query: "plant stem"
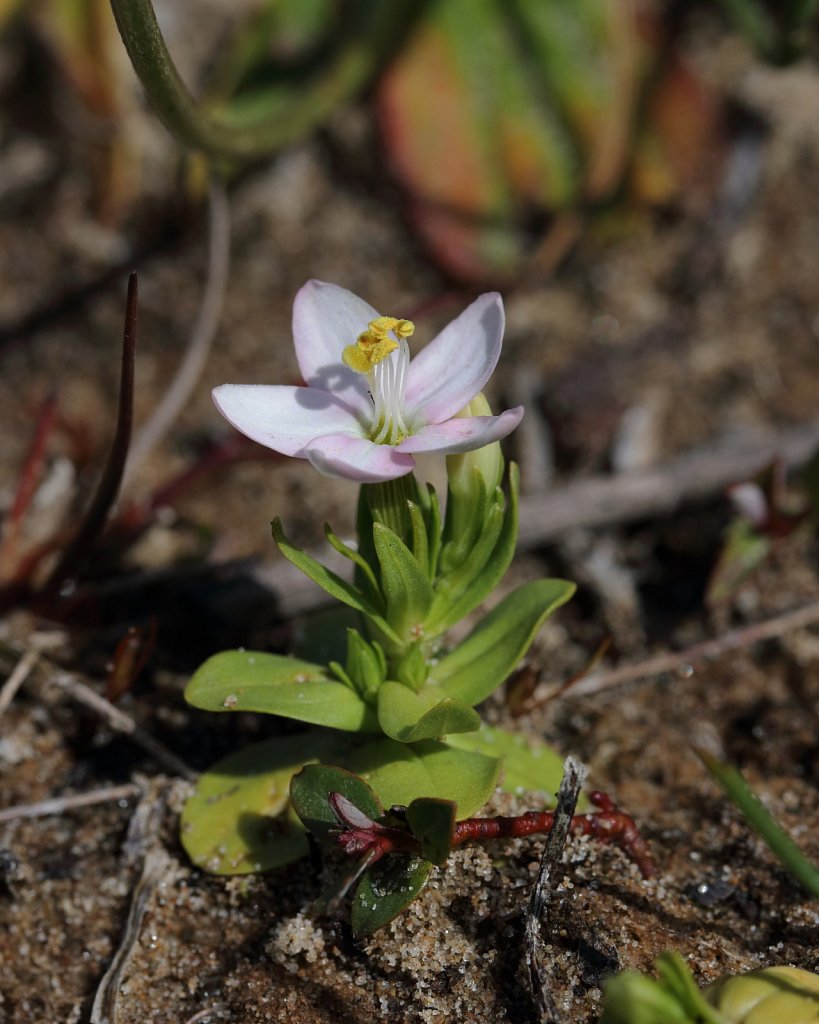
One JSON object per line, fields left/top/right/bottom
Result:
{"left": 109, "top": 0, "right": 417, "bottom": 161}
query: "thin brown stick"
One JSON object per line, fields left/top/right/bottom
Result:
{"left": 183, "top": 1007, "right": 227, "bottom": 1024}
{"left": 0, "top": 639, "right": 197, "bottom": 780}
{"left": 53, "top": 671, "right": 197, "bottom": 780}
{"left": 536, "top": 597, "right": 819, "bottom": 703}
{"left": 516, "top": 418, "right": 819, "bottom": 549}
{"left": 0, "top": 782, "right": 141, "bottom": 824}
{"left": 0, "top": 647, "right": 39, "bottom": 717}
{"left": 91, "top": 781, "right": 173, "bottom": 1024}
{"left": 524, "top": 756, "right": 587, "bottom": 1023}
{"left": 123, "top": 175, "right": 230, "bottom": 489}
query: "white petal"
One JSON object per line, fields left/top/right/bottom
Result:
{"left": 292, "top": 280, "right": 380, "bottom": 414}
{"left": 396, "top": 407, "right": 523, "bottom": 454}
{"left": 404, "top": 293, "right": 505, "bottom": 425}
{"left": 305, "top": 434, "right": 416, "bottom": 482}
{"left": 213, "top": 384, "right": 364, "bottom": 456}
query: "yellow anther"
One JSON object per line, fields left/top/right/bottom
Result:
{"left": 342, "top": 316, "right": 414, "bottom": 375}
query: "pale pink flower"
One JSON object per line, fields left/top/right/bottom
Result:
{"left": 213, "top": 281, "right": 522, "bottom": 483}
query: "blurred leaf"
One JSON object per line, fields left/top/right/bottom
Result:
{"left": 379, "top": 0, "right": 720, "bottom": 281}
{"left": 181, "top": 733, "right": 342, "bottom": 874}
{"left": 706, "top": 518, "right": 771, "bottom": 607}
{"left": 290, "top": 763, "right": 383, "bottom": 843}
{"left": 406, "top": 797, "right": 455, "bottom": 865}
{"left": 185, "top": 649, "right": 379, "bottom": 732}
{"left": 445, "top": 723, "right": 586, "bottom": 806}
{"left": 344, "top": 737, "right": 500, "bottom": 816}
{"left": 351, "top": 855, "right": 432, "bottom": 936}
{"left": 377, "top": 681, "right": 480, "bottom": 742}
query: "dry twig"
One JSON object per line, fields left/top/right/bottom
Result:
{"left": 123, "top": 175, "right": 231, "bottom": 489}
{"left": 0, "top": 639, "right": 196, "bottom": 780}
{"left": 0, "top": 782, "right": 142, "bottom": 824}
{"left": 524, "top": 756, "right": 587, "bottom": 1023}
{"left": 90, "top": 780, "right": 175, "bottom": 1024}
{"left": 0, "top": 647, "right": 39, "bottom": 717}
{"left": 534, "top": 597, "right": 819, "bottom": 704}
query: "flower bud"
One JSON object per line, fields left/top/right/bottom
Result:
{"left": 446, "top": 393, "right": 504, "bottom": 501}
{"left": 444, "top": 393, "right": 505, "bottom": 566}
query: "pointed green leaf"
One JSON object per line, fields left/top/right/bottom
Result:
{"left": 446, "top": 724, "right": 587, "bottom": 807}
{"left": 324, "top": 522, "right": 382, "bottom": 606}
{"left": 185, "top": 650, "right": 379, "bottom": 732}
{"left": 432, "top": 578, "right": 575, "bottom": 706}
{"left": 290, "top": 763, "right": 383, "bottom": 844}
{"left": 377, "top": 681, "right": 480, "bottom": 743}
{"left": 180, "top": 733, "right": 341, "bottom": 875}
{"left": 373, "top": 522, "right": 435, "bottom": 638}
{"left": 407, "top": 500, "right": 430, "bottom": 577}
{"left": 344, "top": 738, "right": 499, "bottom": 817}
{"left": 273, "top": 517, "right": 401, "bottom": 646}
{"left": 351, "top": 855, "right": 432, "bottom": 937}
{"left": 406, "top": 798, "right": 455, "bottom": 866}
{"left": 345, "top": 628, "right": 386, "bottom": 702}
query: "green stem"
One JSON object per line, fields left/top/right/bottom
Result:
{"left": 108, "top": 0, "right": 416, "bottom": 161}
{"left": 362, "top": 475, "right": 420, "bottom": 545}
{"left": 698, "top": 749, "right": 819, "bottom": 898}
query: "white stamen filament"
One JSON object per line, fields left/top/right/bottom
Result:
{"left": 369, "top": 336, "right": 410, "bottom": 445}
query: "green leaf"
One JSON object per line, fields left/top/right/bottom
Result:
{"left": 272, "top": 517, "right": 401, "bottom": 646}
{"left": 290, "top": 763, "right": 383, "bottom": 844}
{"left": 407, "top": 500, "right": 430, "bottom": 577}
{"left": 180, "top": 733, "right": 341, "bottom": 875}
{"left": 377, "top": 681, "right": 480, "bottom": 743}
{"left": 324, "top": 522, "right": 383, "bottom": 606}
{"left": 432, "top": 578, "right": 576, "bottom": 706}
{"left": 351, "top": 855, "right": 432, "bottom": 937}
{"left": 406, "top": 798, "right": 455, "bottom": 865}
{"left": 345, "top": 628, "right": 386, "bottom": 702}
{"left": 373, "top": 523, "right": 435, "bottom": 640}
{"left": 344, "top": 738, "right": 499, "bottom": 817}
{"left": 185, "top": 650, "right": 379, "bottom": 732}
{"left": 445, "top": 723, "right": 586, "bottom": 806}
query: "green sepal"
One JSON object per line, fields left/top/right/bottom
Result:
{"left": 416, "top": 482, "right": 442, "bottom": 578}
{"left": 600, "top": 969, "right": 694, "bottom": 1024}
{"left": 407, "top": 500, "right": 430, "bottom": 577}
{"left": 345, "top": 628, "right": 386, "bottom": 702}
{"left": 658, "top": 954, "right": 726, "bottom": 1024}
{"left": 351, "top": 855, "right": 432, "bottom": 937}
{"left": 432, "top": 578, "right": 576, "bottom": 706}
{"left": 180, "top": 732, "right": 342, "bottom": 875}
{"left": 290, "top": 763, "right": 383, "bottom": 844}
{"left": 406, "top": 798, "right": 455, "bottom": 865}
{"left": 377, "top": 681, "right": 481, "bottom": 743}
{"left": 272, "top": 517, "right": 401, "bottom": 647}
{"left": 427, "top": 463, "right": 520, "bottom": 634}
{"left": 344, "top": 737, "right": 499, "bottom": 816}
{"left": 185, "top": 650, "right": 379, "bottom": 732}
{"left": 373, "top": 522, "right": 435, "bottom": 640}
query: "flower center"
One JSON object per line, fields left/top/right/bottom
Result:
{"left": 343, "top": 317, "right": 415, "bottom": 445}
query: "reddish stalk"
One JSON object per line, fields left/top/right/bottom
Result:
{"left": 331, "top": 790, "right": 656, "bottom": 878}
{"left": 0, "top": 394, "right": 59, "bottom": 579}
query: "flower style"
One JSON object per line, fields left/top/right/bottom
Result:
{"left": 213, "top": 281, "right": 523, "bottom": 482}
